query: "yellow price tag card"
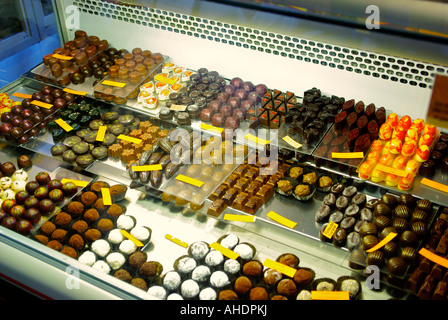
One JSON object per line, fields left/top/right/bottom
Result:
{"left": 245, "top": 133, "right": 270, "bottom": 145}
{"left": 263, "top": 258, "right": 296, "bottom": 278}
{"left": 154, "top": 74, "right": 176, "bottom": 85}
{"left": 311, "top": 291, "right": 350, "bottom": 300}
{"left": 120, "top": 229, "right": 144, "bottom": 247}
{"left": 102, "top": 80, "right": 126, "bottom": 88}
{"left": 209, "top": 242, "right": 239, "bottom": 260}
{"left": 60, "top": 179, "right": 89, "bottom": 188}
{"left": 267, "top": 211, "right": 297, "bottom": 229}
{"left": 419, "top": 248, "right": 448, "bottom": 269}
{"left": 322, "top": 221, "right": 338, "bottom": 239}
{"left": 96, "top": 126, "right": 107, "bottom": 142}
{"left": 200, "top": 122, "right": 224, "bottom": 134}
{"left": 63, "top": 88, "right": 87, "bottom": 96}
{"left": 101, "top": 187, "right": 112, "bottom": 205}
{"left": 52, "top": 53, "right": 73, "bottom": 60}
{"left": 117, "top": 134, "right": 142, "bottom": 145}
{"left": 165, "top": 234, "right": 188, "bottom": 248}
{"left": 366, "top": 232, "right": 397, "bottom": 252}
{"left": 132, "top": 164, "right": 163, "bottom": 172}
{"left": 12, "top": 92, "right": 32, "bottom": 99}
{"left": 176, "top": 174, "right": 204, "bottom": 187}
{"left": 55, "top": 118, "right": 73, "bottom": 132}
{"left": 421, "top": 178, "right": 448, "bottom": 193}
{"left": 375, "top": 164, "right": 408, "bottom": 177}
{"left": 332, "top": 152, "right": 364, "bottom": 159}
{"left": 282, "top": 136, "right": 302, "bottom": 149}
{"left": 31, "top": 100, "right": 52, "bottom": 109}
{"left": 223, "top": 214, "right": 256, "bottom": 223}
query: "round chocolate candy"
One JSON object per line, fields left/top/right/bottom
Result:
{"left": 382, "top": 241, "right": 398, "bottom": 258}
{"left": 373, "top": 215, "right": 391, "bottom": 231}
{"left": 361, "top": 235, "right": 379, "bottom": 251}
{"left": 399, "top": 230, "right": 419, "bottom": 248}
{"left": 386, "top": 257, "right": 407, "bottom": 277}
{"left": 366, "top": 250, "right": 385, "bottom": 267}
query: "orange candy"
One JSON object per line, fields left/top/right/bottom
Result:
{"left": 414, "top": 145, "right": 430, "bottom": 162}
{"left": 379, "top": 153, "right": 394, "bottom": 166}
{"left": 389, "top": 138, "right": 403, "bottom": 154}
{"left": 358, "top": 162, "right": 373, "bottom": 180}
{"left": 423, "top": 124, "right": 437, "bottom": 137}
{"left": 370, "top": 140, "right": 383, "bottom": 153}
{"left": 386, "top": 113, "right": 399, "bottom": 128}
{"left": 371, "top": 166, "right": 386, "bottom": 183}
{"left": 392, "top": 155, "right": 409, "bottom": 170}
{"left": 385, "top": 173, "right": 400, "bottom": 187}
{"left": 398, "top": 115, "right": 412, "bottom": 130}
{"left": 398, "top": 174, "right": 414, "bottom": 191}
{"left": 379, "top": 123, "right": 393, "bottom": 140}
{"left": 392, "top": 125, "right": 407, "bottom": 141}
{"left": 418, "top": 133, "right": 434, "bottom": 147}
{"left": 366, "top": 151, "right": 380, "bottom": 165}
{"left": 405, "top": 159, "right": 420, "bottom": 176}
{"left": 404, "top": 128, "right": 419, "bottom": 142}
{"left": 402, "top": 139, "right": 418, "bottom": 157}
{"left": 411, "top": 118, "right": 425, "bottom": 133}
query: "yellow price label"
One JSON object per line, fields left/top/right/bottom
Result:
{"left": 311, "top": 291, "right": 350, "bottom": 300}
{"left": 332, "top": 152, "right": 364, "bottom": 159}
{"left": 375, "top": 164, "right": 408, "bottom": 177}
{"left": 176, "top": 174, "right": 204, "bottom": 187}
{"left": 322, "top": 221, "right": 338, "bottom": 239}
{"left": 31, "top": 100, "right": 52, "bottom": 109}
{"left": 154, "top": 74, "right": 176, "bottom": 85}
{"left": 421, "top": 178, "right": 448, "bottom": 193}
{"left": 101, "top": 187, "right": 112, "bottom": 205}
{"left": 132, "top": 164, "right": 163, "bottom": 172}
{"left": 52, "top": 53, "right": 73, "bottom": 60}
{"left": 210, "top": 242, "right": 239, "bottom": 260}
{"left": 55, "top": 118, "right": 73, "bottom": 132}
{"left": 419, "top": 248, "right": 448, "bottom": 269}
{"left": 60, "top": 179, "right": 89, "bottom": 188}
{"left": 117, "top": 134, "right": 142, "bottom": 145}
{"left": 223, "top": 214, "right": 256, "bottom": 223}
{"left": 245, "top": 133, "right": 270, "bottom": 145}
{"left": 96, "top": 126, "right": 107, "bottom": 142}
{"left": 366, "top": 232, "right": 397, "bottom": 252}
{"left": 120, "top": 229, "right": 144, "bottom": 247}
{"left": 267, "top": 211, "right": 297, "bottom": 229}
{"left": 263, "top": 258, "right": 296, "bottom": 278}
{"left": 282, "top": 135, "right": 302, "bottom": 149}
{"left": 12, "top": 92, "right": 32, "bottom": 99}
{"left": 165, "top": 234, "right": 188, "bottom": 248}
{"left": 200, "top": 122, "right": 224, "bottom": 134}
{"left": 63, "top": 88, "right": 87, "bottom": 96}
{"left": 102, "top": 80, "right": 126, "bottom": 87}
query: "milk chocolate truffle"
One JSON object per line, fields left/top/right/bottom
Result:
{"left": 67, "top": 201, "right": 85, "bottom": 216}
{"left": 80, "top": 191, "right": 97, "bottom": 207}
{"left": 72, "top": 220, "right": 88, "bottom": 234}
{"left": 276, "top": 279, "right": 297, "bottom": 297}
{"left": 242, "top": 260, "right": 263, "bottom": 277}
{"left": 249, "top": 287, "right": 269, "bottom": 300}
{"left": 84, "top": 228, "right": 102, "bottom": 242}
{"left": 129, "top": 251, "right": 147, "bottom": 269}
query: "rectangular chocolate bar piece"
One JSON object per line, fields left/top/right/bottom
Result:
{"left": 208, "top": 185, "right": 228, "bottom": 201}
{"left": 222, "top": 188, "right": 238, "bottom": 205}
{"left": 231, "top": 192, "right": 249, "bottom": 211}
{"left": 256, "top": 185, "right": 274, "bottom": 204}
{"left": 207, "top": 199, "right": 227, "bottom": 217}
{"left": 243, "top": 196, "right": 262, "bottom": 215}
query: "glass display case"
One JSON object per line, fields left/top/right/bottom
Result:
{"left": 0, "top": 0, "right": 447, "bottom": 301}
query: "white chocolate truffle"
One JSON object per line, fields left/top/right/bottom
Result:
{"left": 106, "top": 252, "right": 126, "bottom": 270}
{"left": 92, "top": 260, "right": 111, "bottom": 274}
{"left": 223, "top": 259, "right": 241, "bottom": 275}
{"left": 181, "top": 279, "right": 200, "bottom": 299}
{"left": 119, "top": 239, "right": 137, "bottom": 255}
{"left": 107, "top": 228, "right": 124, "bottom": 245}
{"left": 116, "top": 215, "right": 135, "bottom": 231}
{"left": 11, "top": 180, "right": 26, "bottom": 192}
{"left": 78, "top": 251, "right": 96, "bottom": 266}
{"left": 199, "top": 287, "right": 217, "bottom": 300}
{"left": 191, "top": 265, "right": 211, "bottom": 283}
{"left": 176, "top": 256, "right": 197, "bottom": 274}
{"left": 147, "top": 285, "right": 167, "bottom": 300}
{"left": 163, "top": 271, "right": 182, "bottom": 291}
{"left": 91, "top": 239, "right": 111, "bottom": 258}
{"left": 189, "top": 241, "right": 209, "bottom": 260}
{"left": 167, "top": 293, "right": 183, "bottom": 300}
{"left": 209, "top": 271, "right": 229, "bottom": 288}
{"left": 130, "top": 225, "right": 150, "bottom": 242}
{"left": 220, "top": 234, "right": 239, "bottom": 249}
{"left": 233, "top": 243, "right": 254, "bottom": 260}
{"left": 205, "top": 250, "right": 224, "bottom": 267}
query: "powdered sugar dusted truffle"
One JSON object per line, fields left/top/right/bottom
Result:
{"left": 233, "top": 243, "right": 255, "bottom": 260}
{"left": 78, "top": 251, "right": 96, "bottom": 266}
{"left": 116, "top": 215, "right": 136, "bottom": 231}
{"left": 188, "top": 241, "right": 209, "bottom": 260}
{"left": 205, "top": 250, "right": 224, "bottom": 268}
{"left": 219, "top": 234, "right": 239, "bottom": 249}
{"left": 210, "top": 270, "right": 230, "bottom": 288}
{"left": 130, "top": 225, "right": 151, "bottom": 243}
{"left": 107, "top": 228, "right": 125, "bottom": 245}
{"left": 91, "top": 239, "right": 111, "bottom": 258}
{"left": 191, "top": 265, "right": 211, "bottom": 283}
{"left": 119, "top": 239, "right": 137, "bottom": 255}
{"left": 147, "top": 285, "right": 167, "bottom": 300}
{"left": 340, "top": 278, "right": 360, "bottom": 299}
{"left": 163, "top": 271, "right": 182, "bottom": 291}
{"left": 199, "top": 287, "right": 217, "bottom": 300}
{"left": 223, "top": 259, "right": 241, "bottom": 275}
{"left": 175, "top": 256, "right": 197, "bottom": 275}
{"left": 167, "top": 293, "right": 183, "bottom": 300}
{"left": 181, "top": 279, "right": 200, "bottom": 299}
{"left": 92, "top": 260, "right": 111, "bottom": 274}
{"left": 106, "top": 252, "right": 126, "bottom": 270}
{"left": 12, "top": 169, "right": 28, "bottom": 181}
